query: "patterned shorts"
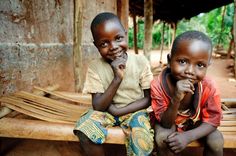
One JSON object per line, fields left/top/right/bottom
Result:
{"left": 73, "top": 109, "right": 154, "bottom": 156}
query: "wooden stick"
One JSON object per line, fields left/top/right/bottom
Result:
{"left": 33, "top": 86, "right": 91, "bottom": 105}
{"left": 14, "top": 91, "right": 88, "bottom": 113}
{"left": 32, "top": 84, "right": 60, "bottom": 96}
{"left": 221, "top": 103, "right": 230, "bottom": 111}
{"left": 3, "top": 103, "right": 74, "bottom": 124}
{"left": 0, "top": 106, "right": 12, "bottom": 118}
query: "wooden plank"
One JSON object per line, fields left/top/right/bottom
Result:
{"left": 0, "top": 117, "right": 126, "bottom": 144}
{"left": 222, "top": 114, "right": 236, "bottom": 120}
{"left": 223, "top": 110, "right": 236, "bottom": 114}
{"left": 221, "top": 120, "right": 236, "bottom": 126}
{"left": 221, "top": 98, "right": 236, "bottom": 103}
{"left": 1, "top": 117, "right": 236, "bottom": 148}
{"left": 218, "top": 126, "right": 236, "bottom": 132}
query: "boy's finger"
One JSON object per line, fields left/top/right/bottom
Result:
{"left": 167, "top": 132, "right": 178, "bottom": 138}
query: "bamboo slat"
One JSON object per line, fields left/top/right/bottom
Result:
{"left": 3, "top": 103, "right": 73, "bottom": 124}
{"left": 0, "top": 91, "right": 90, "bottom": 124}
{"left": 222, "top": 114, "right": 236, "bottom": 120}
{"left": 223, "top": 110, "right": 236, "bottom": 114}
{"left": 221, "top": 120, "right": 236, "bottom": 126}
{"left": 0, "top": 106, "right": 12, "bottom": 118}
{"left": 218, "top": 126, "right": 236, "bottom": 132}
{"left": 221, "top": 98, "right": 236, "bottom": 103}
{"left": 33, "top": 86, "right": 92, "bottom": 105}
{"left": 14, "top": 91, "right": 88, "bottom": 114}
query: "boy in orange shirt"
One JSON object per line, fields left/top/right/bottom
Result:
{"left": 150, "top": 30, "right": 223, "bottom": 156}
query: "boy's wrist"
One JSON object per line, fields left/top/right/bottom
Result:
{"left": 171, "top": 97, "right": 181, "bottom": 106}
{"left": 113, "top": 77, "right": 122, "bottom": 84}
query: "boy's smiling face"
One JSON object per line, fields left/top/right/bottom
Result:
{"left": 92, "top": 19, "right": 128, "bottom": 62}
{"left": 169, "top": 39, "right": 211, "bottom": 84}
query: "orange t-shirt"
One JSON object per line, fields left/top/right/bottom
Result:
{"left": 150, "top": 68, "right": 222, "bottom": 131}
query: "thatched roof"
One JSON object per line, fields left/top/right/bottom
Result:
{"left": 129, "top": 0, "right": 233, "bottom": 23}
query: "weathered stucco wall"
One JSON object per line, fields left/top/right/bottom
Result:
{"left": 0, "top": 0, "right": 118, "bottom": 96}
{"left": 80, "top": 0, "right": 117, "bottom": 89}
{"left": 0, "top": 0, "right": 74, "bottom": 95}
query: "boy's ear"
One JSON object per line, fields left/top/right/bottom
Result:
{"left": 93, "top": 41, "right": 98, "bottom": 48}
{"left": 208, "top": 60, "right": 212, "bottom": 66}
{"left": 167, "top": 54, "right": 171, "bottom": 68}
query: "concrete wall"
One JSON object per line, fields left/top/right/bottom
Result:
{"left": 0, "top": 0, "right": 117, "bottom": 95}
{"left": 80, "top": 0, "right": 117, "bottom": 89}
{"left": 0, "top": 0, "right": 74, "bottom": 95}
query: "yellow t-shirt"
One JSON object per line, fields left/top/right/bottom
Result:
{"left": 83, "top": 53, "right": 153, "bottom": 108}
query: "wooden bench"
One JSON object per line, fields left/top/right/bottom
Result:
{"left": 0, "top": 88, "right": 236, "bottom": 148}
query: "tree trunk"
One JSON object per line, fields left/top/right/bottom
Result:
{"left": 133, "top": 14, "right": 138, "bottom": 54}
{"left": 117, "top": 0, "right": 129, "bottom": 40}
{"left": 227, "top": 27, "right": 234, "bottom": 59}
{"left": 73, "top": 0, "right": 83, "bottom": 92}
{"left": 217, "top": 6, "right": 226, "bottom": 46}
{"left": 144, "top": 0, "right": 153, "bottom": 61}
{"left": 171, "top": 22, "right": 177, "bottom": 48}
{"left": 234, "top": 0, "right": 236, "bottom": 78}
{"left": 160, "top": 22, "right": 165, "bottom": 64}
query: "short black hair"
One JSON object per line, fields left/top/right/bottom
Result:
{"left": 171, "top": 30, "right": 212, "bottom": 56}
{"left": 90, "top": 12, "right": 124, "bottom": 35}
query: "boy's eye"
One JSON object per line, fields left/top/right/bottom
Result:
{"left": 178, "top": 59, "right": 187, "bottom": 65}
{"left": 100, "top": 42, "right": 108, "bottom": 48}
{"left": 197, "top": 63, "right": 206, "bottom": 68}
{"left": 116, "top": 36, "right": 124, "bottom": 42}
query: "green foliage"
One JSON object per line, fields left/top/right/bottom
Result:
{"left": 128, "top": 19, "right": 145, "bottom": 49}
{"left": 128, "top": 3, "right": 234, "bottom": 50}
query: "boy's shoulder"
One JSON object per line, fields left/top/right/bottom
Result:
{"left": 127, "top": 53, "right": 149, "bottom": 66}
{"left": 88, "top": 57, "right": 109, "bottom": 69}
{"left": 201, "top": 76, "right": 217, "bottom": 88}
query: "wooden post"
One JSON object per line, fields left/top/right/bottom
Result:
{"left": 144, "top": 0, "right": 153, "bottom": 61}
{"left": 171, "top": 22, "right": 177, "bottom": 48}
{"left": 234, "top": 0, "right": 236, "bottom": 79}
{"left": 117, "top": 0, "right": 129, "bottom": 33}
{"left": 159, "top": 22, "right": 165, "bottom": 64}
{"left": 74, "top": 0, "right": 83, "bottom": 92}
{"left": 133, "top": 14, "right": 138, "bottom": 54}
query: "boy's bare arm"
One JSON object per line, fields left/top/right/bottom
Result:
{"left": 107, "top": 89, "right": 151, "bottom": 116}
{"left": 165, "top": 122, "right": 216, "bottom": 153}
{"left": 92, "top": 78, "right": 122, "bottom": 111}
{"left": 160, "top": 79, "right": 194, "bottom": 128}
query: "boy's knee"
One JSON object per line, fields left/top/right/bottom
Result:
{"left": 155, "top": 129, "right": 171, "bottom": 148}
{"left": 154, "top": 124, "right": 174, "bottom": 149}
{"left": 205, "top": 130, "right": 224, "bottom": 151}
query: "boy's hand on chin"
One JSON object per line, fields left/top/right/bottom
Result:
{"left": 111, "top": 52, "right": 128, "bottom": 79}
{"left": 174, "top": 79, "right": 195, "bottom": 101}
